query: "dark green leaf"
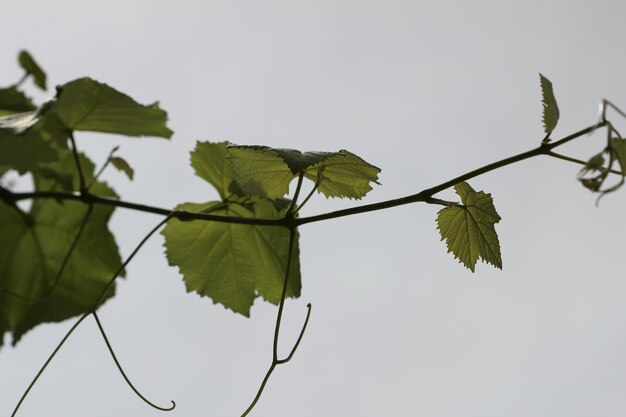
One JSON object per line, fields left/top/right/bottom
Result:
{"left": 436, "top": 182, "right": 502, "bottom": 272}
{"left": 0, "top": 153, "right": 122, "bottom": 346}
{"left": 49, "top": 78, "right": 173, "bottom": 138}
{"left": 162, "top": 199, "right": 301, "bottom": 316}
{"left": 539, "top": 73, "right": 560, "bottom": 136}
{"left": 110, "top": 156, "right": 134, "bottom": 180}
{"left": 0, "top": 86, "right": 36, "bottom": 115}
{"left": 18, "top": 50, "right": 47, "bottom": 90}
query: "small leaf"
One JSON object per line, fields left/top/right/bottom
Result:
{"left": 0, "top": 87, "right": 36, "bottom": 115}
{"left": 110, "top": 156, "right": 134, "bottom": 180}
{"left": 436, "top": 182, "right": 502, "bottom": 272}
{"left": 49, "top": 78, "right": 173, "bottom": 138}
{"left": 162, "top": 199, "right": 301, "bottom": 316}
{"left": 18, "top": 50, "right": 47, "bottom": 90}
{"left": 539, "top": 73, "right": 560, "bottom": 136}
{"left": 610, "top": 138, "right": 626, "bottom": 174}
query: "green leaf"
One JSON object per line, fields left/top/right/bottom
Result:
{"left": 610, "top": 138, "right": 626, "bottom": 174}
{"left": 110, "top": 156, "right": 134, "bottom": 180}
{"left": 162, "top": 199, "right": 301, "bottom": 316}
{"left": 436, "top": 182, "right": 502, "bottom": 272}
{"left": 302, "top": 150, "right": 381, "bottom": 199}
{"left": 227, "top": 145, "right": 380, "bottom": 200}
{"left": 539, "top": 73, "right": 560, "bottom": 136}
{"left": 18, "top": 50, "right": 47, "bottom": 90}
{"left": 0, "top": 153, "right": 122, "bottom": 346}
{"left": 0, "top": 86, "right": 36, "bottom": 115}
{"left": 48, "top": 78, "right": 173, "bottom": 138}
{"left": 190, "top": 141, "right": 241, "bottom": 199}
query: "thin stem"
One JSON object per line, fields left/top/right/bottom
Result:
{"left": 11, "top": 315, "right": 89, "bottom": 417}
{"left": 241, "top": 226, "right": 307, "bottom": 417}
{"left": 293, "top": 175, "right": 322, "bottom": 215}
{"left": 92, "top": 311, "right": 176, "bottom": 411}
{"left": 286, "top": 174, "right": 304, "bottom": 216}
{"left": 0, "top": 122, "right": 606, "bottom": 229}
{"left": 69, "top": 132, "right": 86, "bottom": 192}
{"left": 276, "top": 303, "right": 312, "bottom": 364}
{"left": 87, "top": 146, "right": 119, "bottom": 190}
{"left": 11, "top": 215, "right": 173, "bottom": 417}
{"left": 15, "top": 73, "right": 28, "bottom": 88}
{"left": 0, "top": 204, "right": 94, "bottom": 301}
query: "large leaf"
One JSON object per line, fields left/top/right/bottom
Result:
{"left": 539, "top": 73, "right": 560, "bottom": 136}
{"left": 0, "top": 86, "right": 36, "bottom": 115}
{"left": 0, "top": 153, "right": 122, "bottom": 346}
{"left": 162, "top": 199, "right": 301, "bottom": 316}
{"left": 48, "top": 78, "right": 173, "bottom": 138}
{"left": 18, "top": 50, "right": 47, "bottom": 91}
{"left": 227, "top": 145, "right": 380, "bottom": 200}
{"left": 436, "top": 182, "right": 502, "bottom": 272}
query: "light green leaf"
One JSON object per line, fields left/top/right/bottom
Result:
{"left": 110, "top": 156, "right": 134, "bottom": 180}
{"left": 162, "top": 199, "right": 301, "bottom": 316}
{"left": 48, "top": 78, "right": 173, "bottom": 138}
{"left": 190, "top": 141, "right": 241, "bottom": 199}
{"left": 436, "top": 182, "right": 502, "bottom": 272}
{"left": 0, "top": 86, "right": 36, "bottom": 115}
{"left": 303, "top": 150, "right": 381, "bottom": 199}
{"left": 227, "top": 145, "right": 380, "bottom": 200}
{"left": 539, "top": 73, "right": 560, "bottom": 136}
{"left": 0, "top": 152, "right": 122, "bottom": 346}
{"left": 18, "top": 50, "right": 47, "bottom": 90}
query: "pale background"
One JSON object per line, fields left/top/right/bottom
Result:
{"left": 2, "top": 1, "right": 626, "bottom": 416}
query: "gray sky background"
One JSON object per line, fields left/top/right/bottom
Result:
{"left": 2, "top": 1, "right": 626, "bottom": 416}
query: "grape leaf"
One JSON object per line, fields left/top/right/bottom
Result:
{"left": 610, "top": 138, "right": 626, "bottom": 174}
{"left": 162, "top": 199, "right": 301, "bottom": 316}
{"left": 227, "top": 145, "right": 380, "bottom": 200}
{"left": 47, "top": 78, "right": 173, "bottom": 138}
{"left": 110, "top": 156, "right": 134, "bottom": 180}
{"left": 18, "top": 50, "right": 47, "bottom": 90}
{"left": 302, "top": 150, "right": 381, "bottom": 199}
{"left": 0, "top": 152, "right": 122, "bottom": 346}
{"left": 540, "top": 73, "right": 560, "bottom": 136}
{"left": 436, "top": 182, "right": 502, "bottom": 272}
{"left": 190, "top": 141, "right": 242, "bottom": 199}
{"left": 0, "top": 86, "right": 36, "bottom": 115}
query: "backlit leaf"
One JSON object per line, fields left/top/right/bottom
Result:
{"left": 190, "top": 141, "right": 240, "bottom": 199}
{"left": 162, "top": 199, "right": 301, "bottom": 316}
{"left": 48, "top": 78, "right": 173, "bottom": 138}
{"left": 436, "top": 182, "right": 502, "bottom": 272}
{"left": 0, "top": 152, "right": 122, "bottom": 346}
{"left": 227, "top": 145, "right": 380, "bottom": 200}
{"left": 110, "top": 156, "right": 134, "bottom": 180}
{"left": 539, "top": 73, "right": 560, "bottom": 136}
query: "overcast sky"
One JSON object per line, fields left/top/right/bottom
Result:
{"left": 3, "top": 1, "right": 626, "bottom": 416}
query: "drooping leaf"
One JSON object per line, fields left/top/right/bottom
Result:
{"left": 302, "top": 150, "right": 381, "bottom": 199}
{"left": 48, "top": 78, "right": 173, "bottom": 138}
{"left": 162, "top": 199, "right": 301, "bottom": 316}
{"left": 226, "top": 145, "right": 380, "bottom": 200}
{"left": 610, "top": 138, "right": 626, "bottom": 174}
{"left": 110, "top": 156, "right": 134, "bottom": 180}
{"left": 18, "top": 50, "right": 47, "bottom": 90}
{"left": 0, "top": 86, "right": 36, "bottom": 115}
{"left": 0, "top": 152, "right": 122, "bottom": 346}
{"left": 436, "top": 182, "right": 502, "bottom": 272}
{"left": 539, "top": 73, "right": 560, "bottom": 136}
